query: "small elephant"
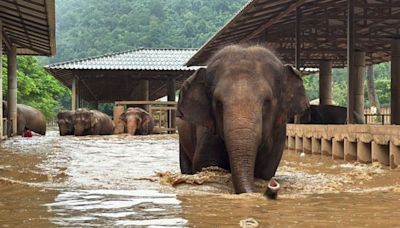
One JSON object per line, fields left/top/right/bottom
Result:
{"left": 3, "top": 101, "right": 46, "bottom": 135}
{"left": 57, "top": 110, "right": 75, "bottom": 136}
{"left": 120, "top": 107, "right": 155, "bottom": 135}
{"left": 294, "top": 105, "right": 364, "bottom": 124}
{"left": 73, "top": 109, "right": 114, "bottom": 136}
{"left": 177, "top": 45, "right": 309, "bottom": 194}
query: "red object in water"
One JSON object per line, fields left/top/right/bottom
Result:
{"left": 23, "top": 130, "right": 33, "bottom": 137}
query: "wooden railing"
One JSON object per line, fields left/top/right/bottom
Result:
{"left": 114, "top": 101, "right": 177, "bottom": 133}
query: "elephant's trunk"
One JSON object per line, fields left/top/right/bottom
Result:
{"left": 126, "top": 116, "right": 140, "bottom": 135}
{"left": 223, "top": 106, "right": 262, "bottom": 194}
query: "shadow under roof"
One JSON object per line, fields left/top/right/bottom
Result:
{"left": 187, "top": 0, "right": 400, "bottom": 68}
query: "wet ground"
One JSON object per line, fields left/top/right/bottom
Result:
{"left": 1, "top": 131, "right": 400, "bottom": 227}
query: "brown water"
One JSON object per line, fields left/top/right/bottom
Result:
{"left": 1, "top": 131, "right": 400, "bottom": 227}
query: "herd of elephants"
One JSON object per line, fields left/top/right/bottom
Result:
{"left": 9, "top": 45, "right": 365, "bottom": 197}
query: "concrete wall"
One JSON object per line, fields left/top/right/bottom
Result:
{"left": 286, "top": 124, "right": 400, "bottom": 169}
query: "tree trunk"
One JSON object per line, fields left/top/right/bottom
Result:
{"left": 366, "top": 65, "right": 380, "bottom": 113}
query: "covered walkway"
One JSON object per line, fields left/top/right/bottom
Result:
{"left": 0, "top": 0, "right": 56, "bottom": 138}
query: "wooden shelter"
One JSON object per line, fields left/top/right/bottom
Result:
{"left": 0, "top": 0, "right": 56, "bottom": 138}
{"left": 45, "top": 48, "right": 198, "bottom": 110}
{"left": 186, "top": 0, "right": 400, "bottom": 124}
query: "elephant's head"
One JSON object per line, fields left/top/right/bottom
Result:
{"left": 57, "top": 110, "right": 75, "bottom": 136}
{"left": 120, "top": 107, "right": 152, "bottom": 135}
{"left": 73, "top": 109, "right": 97, "bottom": 136}
{"left": 177, "top": 45, "right": 309, "bottom": 193}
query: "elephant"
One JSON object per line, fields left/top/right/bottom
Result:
{"left": 119, "top": 107, "right": 155, "bottom": 135}
{"left": 73, "top": 108, "right": 115, "bottom": 136}
{"left": 3, "top": 101, "right": 46, "bottom": 135}
{"left": 293, "top": 105, "right": 364, "bottom": 124}
{"left": 176, "top": 45, "right": 309, "bottom": 194}
{"left": 57, "top": 110, "right": 75, "bottom": 136}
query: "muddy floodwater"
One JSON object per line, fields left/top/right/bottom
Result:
{"left": 1, "top": 131, "right": 400, "bottom": 227}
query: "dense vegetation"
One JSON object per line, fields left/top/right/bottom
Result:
{"left": 5, "top": 0, "right": 248, "bottom": 119}
{"left": 1, "top": 0, "right": 391, "bottom": 120}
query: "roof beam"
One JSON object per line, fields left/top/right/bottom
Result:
{"left": 240, "top": 0, "right": 307, "bottom": 42}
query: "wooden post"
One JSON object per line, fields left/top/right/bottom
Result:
{"left": 71, "top": 77, "right": 77, "bottom": 111}
{"left": 0, "top": 21, "right": 3, "bottom": 139}
{"left": 167, "top": 78, "right": 176, "bottom": 133}
{"left": 7, "top": 45, "right": 17, "bottom": 136}
{"left": 319, "top": 60, "right": 333, "bottom": 105}
{"left": 347, "top": 0, "right": 355, "bottom": 123}
{"left": 113, "top": 105, "right": 125, "bottom": 134}
{"left": 391, "top": 39, "right": 400, "bottom": 124}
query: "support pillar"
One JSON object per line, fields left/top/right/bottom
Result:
{"left": 390, "top": 142, "right": 400, "bottom": 169}
{"left": 295, "top": 135, "right": 303, "bottom": 153}
{"left": 0, "top": 22, "right": 3, "bottom": 140}
{"left": 357, "top": 141, "right": 372, "bottom": 163}
{"left": 372, "top": 142, "right": 389, "bottom": 166}
{"left": 7, "top": 45, "right": 17, "bottom": 136}
{"left": 303, "top": 137, "right": 312, "bottom": 154}
{"left": 319, "top": 60, "right": 333, "bottom": 105}
{"left": 391, "top": 39, "right": 400, "bottom": 124}
{"left": 332, "top": 139, "right": 344, "bottom": 160}
{"left": 288, "top": 136, "right": 296, "bottom": 150}
{"left": 167, "top": 78, "right": 176, "bottom": 133}
{"left": 137, "top": 80, "right": 149, "bottom": 111}
{"left": 312, "top": 138, "right": 321, "bottom": 155}
{"left": 71, "top": 77, "right": 77, "bottom": 111}
{"left": 353, "top": 51, "right": 366, "bottom": 120}
{"left": 295, "top": 7, "right": 301, "bottom": 69}
{"left": 321, "top": 138, "right": 332, "bottom": 156}
{"left": 344, "top": 139, "right": 357, "bottom": 161}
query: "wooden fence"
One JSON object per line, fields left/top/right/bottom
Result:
{"left": 364, "top": 107, "right": 391, "bottom": 125}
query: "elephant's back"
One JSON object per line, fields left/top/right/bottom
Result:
{"left": 17, "top": 104, "right": 46, "bottom": 135}
{"left": 91, "top": 110, "right": 114, "bottom": 134}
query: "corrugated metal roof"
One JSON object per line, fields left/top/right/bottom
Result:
{"left": 46, "top": 48, "right": 199, "bottom": 71}
{"left": 0, "top": 0, "right": 56, "bottom": 56}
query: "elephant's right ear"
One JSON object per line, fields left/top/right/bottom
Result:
{"left": 177, "top": 68, "right": 214, "bottom": 129}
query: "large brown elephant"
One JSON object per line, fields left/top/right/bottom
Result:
{"left": 57, "top": 110, "right": 75, "bottom": 136}
{"left": 73, "top": 109, "right": 114, "bottom": 136}
{"left": 3, "top": 101, "right": 46, "bottom": 135}
{"left": 120, "top": 107, "right": 155, "bottom": 135}
{"left": 177, "top": 45, "right": 309, "bottom": 194}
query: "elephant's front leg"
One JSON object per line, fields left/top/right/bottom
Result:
{"left": 192, "top": 126, "right": 229, "bottom": 173}
{"left": 254, "top": 124, "right": 286, "bottom": 180}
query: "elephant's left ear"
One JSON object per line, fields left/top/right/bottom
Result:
{"left": 282, "top": 64, "right": 310, "bottom": 118}
{"left": 177, "top": 68, "right": 214, "bottom": 129}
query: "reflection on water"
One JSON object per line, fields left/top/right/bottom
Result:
{"left": 1, "top": 131, "right": 400, "bottom": 227}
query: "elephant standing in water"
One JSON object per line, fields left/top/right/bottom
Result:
{"left": 177, "top": 45, "right": 309, "bottom": 194}
{"left": 57, "top": 110, "right": 75, "bottom": 136}
{"left": 3, "top": 101, "right": 46, "bottom": 135}
{"left": 120, "top": 107, "right": 155, "bottom": 135}
{"left": 73, "top": 109, "right": 114, "bottom": 136}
